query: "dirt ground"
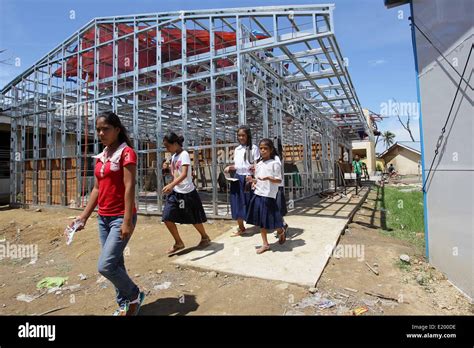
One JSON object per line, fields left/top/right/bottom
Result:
{"left": 0, "top": 187, "right": 472, "bottom": 316}
{"left": 294, "top": 187, "right": 473, "bottom": 315}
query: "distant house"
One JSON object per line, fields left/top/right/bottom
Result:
{"left": 351, "top": 109, "right": 378, "bottom": 174}
{"left": 378, "top": 142, "right": 421, "bottom": 175}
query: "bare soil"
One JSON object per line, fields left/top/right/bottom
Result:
{"left": 0, "top": 189, "right": 471, "bottom": 315}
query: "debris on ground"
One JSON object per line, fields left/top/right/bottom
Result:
{"left": 1, "top": 192, "right": 472, "bottom": 316}
{"left": 365, "top": 262, "right": 379, "bottom": 275}
{"left": 318, "top": 299, "right": 336, "bottom": 309}
{"left": 293, "top": 291, "right": 341, "bottom": 311}
{"left": 364, "top": 291, "right": 401, "bottom": 303}
{"left": 399, "top": 254, "right": 410, "bottom": 263}
{"left": 16, "top": 294, "right": 37, "bottom": 303}
{"left": 416, "top": 274, "right": 425, "bottom": 285}
{"left": 353, "top": 306, "right": 369, "bottom": 316}
{"left": 47, "top": 286, "right": 63, "bottom": 294}
{"left": 293, "top": 294, "right": 322, "bottom": 309}
{"left": 16, "top": 290, "right": 46, "bottom": 303}
{"left": 283, "top": 308, "right": 305, "bottom": 315}
{"left": 36, "top": 276, "right": 68, "bottom": 290}
{"left": 75, "top": 250, "right": 86, "bottom": 258}
{"left": 344, "top": 287, "right": 358, "bottom": 293}
{"left": 38, "top": 306, "right": 69, "bottom": 316}
{"left": 336, "top": 291, "right": 349, "bottom": 298}
{"left": 62, "top": 284, "right": 81, "bottom": 292}
{"left": 153, "top": 281, "right": 171, "bottom": 291}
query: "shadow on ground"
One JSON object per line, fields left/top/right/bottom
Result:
{"left": 139, "top": 294, "right": 199, "bottom": 315}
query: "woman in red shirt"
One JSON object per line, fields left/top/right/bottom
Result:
{"left": 70, "top": 111, "right": 144, "bottom": 316}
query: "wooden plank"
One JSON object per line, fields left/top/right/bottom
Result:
{"left": 365, "top": 262, "right": 379, "bottom": 276}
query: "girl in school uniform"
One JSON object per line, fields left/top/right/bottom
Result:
{"left": 70, "top": 111, "right": 145, "bottom": 316}
{"left": 224, "top": 125, "right": 260, "bottom": 236}
{"left": 246, "top": 138, "right": 286, "bottom": 254}
{"left": 161, "top": 132, "right": 211, "bottom": 254}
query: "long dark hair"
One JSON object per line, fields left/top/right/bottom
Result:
{"left": 163, "top": 132, "right": 184, "bottom": 147}
{"left": 257, "top": 138, "right": 277, "bottom": 162}
{"left": 237, "top": 125, "right": 253, "bottom": 163}
{"left": 237, "top": 125, "right": 252, "bottom": 147}
{"left": 274, "top": 137, "right": 284, "bottom": 160}
{"left": 97, "top": 111, "right": 133, "bottom": 148}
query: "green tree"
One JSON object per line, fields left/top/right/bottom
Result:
{"left": 382, "top": 131, "right": 396, "bottom": 149}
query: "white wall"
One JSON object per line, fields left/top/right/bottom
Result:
{"left": 413, "top": 0, "right": 473, "bottom": 300}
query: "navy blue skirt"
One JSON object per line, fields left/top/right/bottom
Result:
{"left": 229, "top": 174, "right": 254, "bottom": 220}
{"left": 276, "top": 187, "right": 288, "bottom": 217}
{"left": 162, "top": 189, "right": 207, "bottom": 224}
{"left": 246, "top": 194, "right": 284, "bottom": 230}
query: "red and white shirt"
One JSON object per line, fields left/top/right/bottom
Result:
{"left": 93, "top": 142, "right": 137, "bottom": 216}
{"left": 170, "top": 150, "right": 195, "bottom": 194}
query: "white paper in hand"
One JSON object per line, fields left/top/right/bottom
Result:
{"left": 65, "top": 220, "right": 84, "bottom": 245}
{"left": 224, "top": 172, "right": 239, "bottom": 182}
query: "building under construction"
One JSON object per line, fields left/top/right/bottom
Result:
{"left": 0, "top": 5, "right": 372, "bottom": 218}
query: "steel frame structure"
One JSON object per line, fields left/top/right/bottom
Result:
{"left": 0, "top": 5, "right": 371, "bottom": 218}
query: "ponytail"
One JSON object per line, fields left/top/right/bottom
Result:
{"left": 163, "top": 132, "right": 184, "bottom": 147}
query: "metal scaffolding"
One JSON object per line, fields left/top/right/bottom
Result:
{"left": 0, "top": 5, "right": 371, "bottom": 218}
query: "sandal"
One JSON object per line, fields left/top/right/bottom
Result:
{"left": 274, "top": 224, "right": 288, "bottom": 239}
{"left": 277, "top": 229, "right": 287, "bottom": 245}
{"left": 256, "top": 245, "right": 271, "bottom": 254}
{"left": 197, "top": 237, "right": 211, "bottom": 248}
{"left": 166, "top": 243, "right": 185, "bottom": 254}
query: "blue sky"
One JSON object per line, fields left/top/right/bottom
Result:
{"left": 0, "top": 0, "right": 420, "bottom": 152}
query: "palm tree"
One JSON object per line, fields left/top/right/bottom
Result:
{"left": 382, "top": 131, "right": 396, "bottom": 149}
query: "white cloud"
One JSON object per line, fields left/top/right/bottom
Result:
{"left": 368, "top": 59, "right": 387, "bottom": 67}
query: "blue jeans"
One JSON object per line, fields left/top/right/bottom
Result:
{"left": 97, "top": 214, "right": 139, "bottom": 306}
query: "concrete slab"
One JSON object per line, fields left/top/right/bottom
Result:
{"left": 173, "top": 187, "right": 369, "bottom": 287}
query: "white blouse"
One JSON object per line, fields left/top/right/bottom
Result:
{"left": 234, "top": 144, "right": 260, "bottom": 176}
{"left": 254, "top": 158, "right": 282, "bottom": 199}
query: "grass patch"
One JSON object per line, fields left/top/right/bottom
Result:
{"left": 377, "top": 186, "right": 425, "bottom": 253}
{"left": 395, "top": 259, "right": 412, "bottom": 272}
